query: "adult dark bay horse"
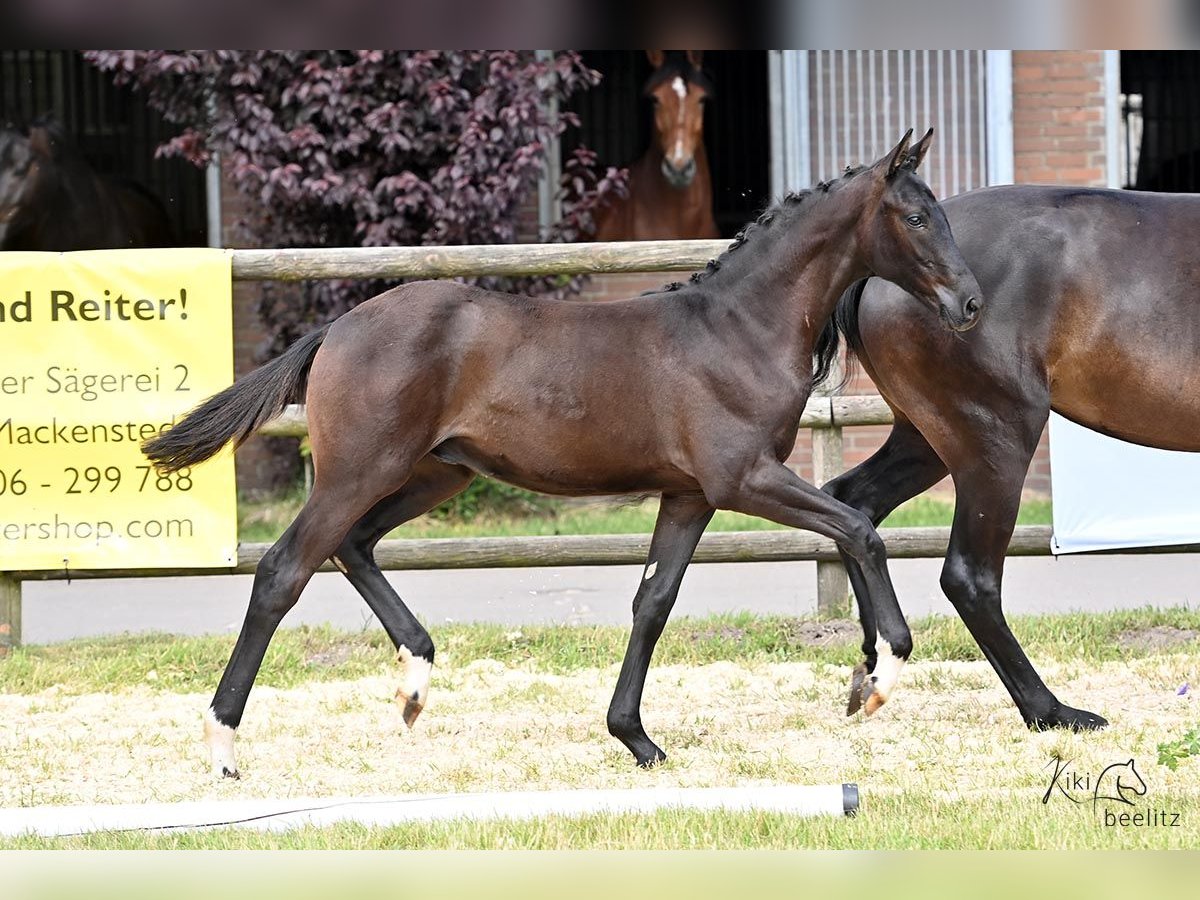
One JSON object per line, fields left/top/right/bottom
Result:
{"left": 815, "top": 183, "right": 1200, "bottom": 733}
{"left": 145, "top": 131, "right": 982, "bottom": 777}
{"left": 0, "top": 119, "right": 172, "bottom": 251}
{"left": 592, "top": 51, "right": 719, "bottom": 241}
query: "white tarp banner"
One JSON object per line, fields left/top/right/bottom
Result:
{"left": 1049, "top": 412, "right": 1200, "bottom": 554}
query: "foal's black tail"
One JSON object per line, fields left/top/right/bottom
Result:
{"left": 811, "top": 277, "right": 868, "bottom": 390}
{"left": 143, "top": 326, "right": 330, "bottom": 473}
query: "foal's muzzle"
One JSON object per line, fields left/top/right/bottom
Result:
{"left": 934, "top": 282, "right": 983, "bottom": 333}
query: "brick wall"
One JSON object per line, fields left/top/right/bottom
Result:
{"left": 1012, "top": 51, "right": 1109, "bottom": 186}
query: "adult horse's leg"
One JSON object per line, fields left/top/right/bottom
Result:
{"left": 206, "top": 477, "right": 402, "bottom": 778}
{"left": 715, "top": 460, "right": 913, "bottom": 714}
{"left": 331, "top": 456, "right": 475, "bottom": 727}
{"left": 941, "top": 449, "right": 1108, "bottom": 731}
{"left": 821, "top": 419, "right": 949, "bottom": 713}
{"left": 607, "top": 494, "right": 714, "bottom": 766}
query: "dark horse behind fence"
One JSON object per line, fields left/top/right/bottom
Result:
{"left": 591, "top": 51, "right": 719, "bottom": 241}
{"left": 815, "top": 183, "right": 1200, "bottom": 733}
{"left": 144, "top": 130, "right": 983, "bottom": 778}
{"left": 0, "top": 118, "right": 173, "bottom": 251}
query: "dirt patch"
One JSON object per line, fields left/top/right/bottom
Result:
{"left": 1118, "top": 625, "right": 1200, "bottom": 653}
{"left": 783, "top": 618, "right": 859, "bottom": 648}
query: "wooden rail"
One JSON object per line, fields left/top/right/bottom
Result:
{"left": 8, "top": 527, "right": 1057, "bottom": 582}
{"left": 256, "top": 395, "right": 896, "bottom": 439}
{"left": 232, "top": 240, "right": 729, "bottom": 281}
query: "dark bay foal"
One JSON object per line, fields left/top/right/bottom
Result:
{"left": 144, "top": 130, "right": 982, "bottom": 776}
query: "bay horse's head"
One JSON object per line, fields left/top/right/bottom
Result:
{"left": 644, "top": 50, "right": 711, "bottom": 190}
{"left": 858, "top": 128, "right": 983, "bottom": 332}
{"left": 0, "top": 120, "right": 55, "bottom": 248}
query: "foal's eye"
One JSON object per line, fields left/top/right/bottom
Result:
{"left": 905, "top": 215, "right": 925, "bottom": 228}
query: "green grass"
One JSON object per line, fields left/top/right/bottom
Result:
{"left": 4, "top": 793, "right": 1197, "bottom": 850}
{"left": 2, "top": 607, "right": 1194, "bottom": 697}
{"left": 238, "top": 488, "right": 1053, "bottom": 543}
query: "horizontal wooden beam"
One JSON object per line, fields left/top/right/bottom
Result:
{"left": 231, "top": 241, "right": 730, "bottom": 282}
{"left": 255, "top": 395, "right": 896, "bottom": 440}
{"left": 9, "top": 526, "right": 1060, "bottom": 581}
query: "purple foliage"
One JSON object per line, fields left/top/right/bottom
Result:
{"left": 86, "top": 50, "right": 626, "bottom": 358}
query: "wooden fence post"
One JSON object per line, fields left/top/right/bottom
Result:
{"left": 0, "top": 574, "right": 20, "bottom": 656}
{"left": 812, "top": 359, "right": 851, "bottom": 619}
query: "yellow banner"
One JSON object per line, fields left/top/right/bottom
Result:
{"left": 0, "top": 249, "right": 236, "bottom": 570}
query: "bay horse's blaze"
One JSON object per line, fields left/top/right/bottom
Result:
{"left": 144, "top": 130, "right": 982, "bottom": 777}
{"left": 0, "top": 118, "right": 173, "bottom": 251}
{"left": 816, "top": 183, "right": 1200, "bottom": 734}
{"left": 592, "top": 50, "right": 719, "bottom": 241}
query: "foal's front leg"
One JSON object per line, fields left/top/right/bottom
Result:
{"left": 607, "top": 494, "right": 714, "bottom": 767}
{"left": 715, "top": 458, "right": 914, "bottom": 715}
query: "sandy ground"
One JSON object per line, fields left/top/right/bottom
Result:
{"left": 3, "top": 652, "right": 1198, "bottom": 816}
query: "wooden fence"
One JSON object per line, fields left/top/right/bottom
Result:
{"left": 0, "top": 240, "right": 1025, "bottom": 652}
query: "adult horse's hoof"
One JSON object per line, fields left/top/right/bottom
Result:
{"left": 635, "top": 746, "right": 668, "bottom": 769}
{"left": 846, "top": 662, "right": 870, "bottom": 716}
{"left": 1029, "top": 704, "right": 1109, "bottom": 732}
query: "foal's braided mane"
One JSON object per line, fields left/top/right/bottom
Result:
{"left": 641, "top": 163, "right": 870, "bottom": 296}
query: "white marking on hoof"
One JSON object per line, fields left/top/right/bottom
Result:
{"left": 204, "top": 707, "right": 239, "bottom": 778}
{"left": 644, "top": 561, "right": 658, "bottom": 580}
{"left": 396, "top": 645, "right": 433, "bottom": 728}
{"left": 865, "top": 636, "right": 906, "bottom": 715}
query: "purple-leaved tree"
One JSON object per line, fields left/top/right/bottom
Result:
{"left": 87, "top": 50, "right": 626, "bottom": 358}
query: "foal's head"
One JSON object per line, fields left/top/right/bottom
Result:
{"left": 857, "top": 129, "right": 982, "bottom": 332}
{"left": 643, "top": 50, "right": 711, "bottom": 190}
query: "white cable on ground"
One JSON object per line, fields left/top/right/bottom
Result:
{"left": 0, "top": 784, "right": 859, "bottom": 838}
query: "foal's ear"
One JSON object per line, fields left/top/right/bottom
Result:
{"left": 646, "top": 50, "right": 665, "bottom": 69}
{"left": 686, "top": 50, "right": 704, "bottom": 69}
{"left": 906, "top": 127, "right": 935, "bottom": 172}
{"left": 884, "top": 129, "right": 914, "bottom": 178}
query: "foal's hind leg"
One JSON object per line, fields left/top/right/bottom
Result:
{"left": 821, "top": 419, "right": 948, "bottom": 714}
{"left": 607, "top": 494, "right": 713, "bottom": 766}
{"left": 713, "top": 459, "right": 914, "bottom": 714}
{"left": 205, "top": 477, "right": 404, "bottom": 778}
{"left": 332, "top": 456, "right": 475, "bottom": 728}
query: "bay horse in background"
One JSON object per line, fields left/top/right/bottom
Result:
{"left": 815, "top": 184, "right": 1200, "bottom": 733}
{"left": 0, "top": 118, "right": 173, "bottom": 251}
{"left": 591, "top": 50, "right": 720, "bottom": 241}
{"left": 144, "top": 130, "right": 982, "bottom": 777}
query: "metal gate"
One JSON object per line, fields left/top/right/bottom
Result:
{"left": 772, "top": 50, "right": 1007, "bottom": 199}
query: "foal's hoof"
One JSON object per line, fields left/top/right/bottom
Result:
{"left": 846, "top": 662, "right": 870, "bottom": 716}
{"left": 395, "top": 645, "right": 433, "bottom": 729}
{"left": 397, "top": 690, "right": 424, "bottom": 729}
{"left": 220, "top": 766, "right": 241, "bottom": 780}
{"left": 1029, "top": 703, "right": 1109, "bottom": 732}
